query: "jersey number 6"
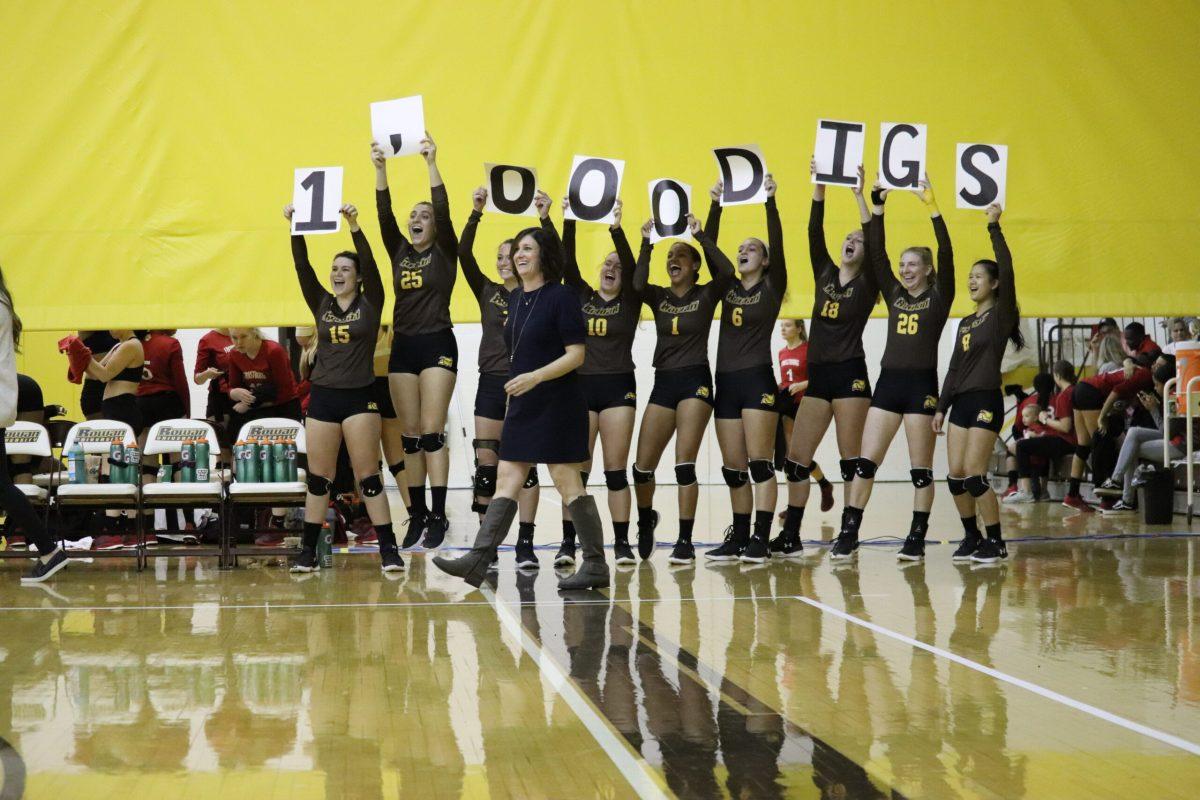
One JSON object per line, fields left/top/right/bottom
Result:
{"left": 731, "top": 307, "right": 743, "bottom": 327}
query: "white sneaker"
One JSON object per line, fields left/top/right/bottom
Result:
{"left": 1002, "top": 490, "right": 1035, "bottom": 504}
{"left": 1100, "top": 500, "right": 1137, "bottom": 516}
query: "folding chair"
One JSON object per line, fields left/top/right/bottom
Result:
{"left": 31, "top": 420, "right": 74, "bottom": 492}
{"left": 226, "top": 417, "right": 306, "bottom": 566}
{"left": 53, "top": 420, "right": 143, "bottom": 568}
{"left": 141, "top": 419, "right": 228, "bottom": 565}
{"left": 0, "top": 422, "right": 55, "bottom": 559}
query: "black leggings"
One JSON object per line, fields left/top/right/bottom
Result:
{"left": 0, "top": 433, "right": 55, "bottom": 552}
{"left": 1015, "top": 436, "right": 1074, "bottom": 478}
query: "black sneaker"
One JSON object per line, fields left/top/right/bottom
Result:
{"left": 21, "top": 548, "right": 68, "bottom": 584}
{"left": 637, "top": 511, "right": 660, "bottom": 559}
{"left": 290, "top": 547, "right": 320, "bottom": 573}
{"left": 380, "top": 546, "right": 406, "bottom": 573}
{"left": 488, "top": 553, "right": 499, "bottom": 571}
{"left": 897, "top": 534, "right": 926, "bottom": 562}
{"left": 830, "top": 532, "right": 859, "bottom": 561}
{"left": 613, "top": 540, "right": 636, "bottom": 565}
{"left": 770, "top": 532, "right": 805, "bottom": 559}
{"left": 705, "top": 526, "right": 745, "bottom": 561}
{"left": 1094, "top": 478, "right": 1123, "bottom": 497}
{"left": 554, "top": 539, "right": 577, "bottom": 567}
{"left": 421, "top": 513, "right": 449, "bottom": 549}
{"left": 951, "top": 535, "right": 982, "bottom": 562}
{"left": 401, "top": 512, "right": 426, "bottom": 549}
{"left": 740, "top": 535, "right": 770, "bottom": 564}
{"left": 515, "top": 538, "right": 539, "bottom": 569}
{"left": 971, "top": 538, "right": 1008, "bottom": 564}
{"left": 668, "top": 539, "right": 695, "bottom": 565}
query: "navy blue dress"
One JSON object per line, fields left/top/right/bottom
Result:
{"left": 500, "top": 282, "right": 589, "bottom": 463}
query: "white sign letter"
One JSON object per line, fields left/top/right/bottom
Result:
{"left": 813, "top": 119, "right": 866, "bottom": 187}
{"left": 955, "top": 143, "right": 1008, "bottom": 209}
{"left": 370, "top": 95, "right": 425, "bottom": 158}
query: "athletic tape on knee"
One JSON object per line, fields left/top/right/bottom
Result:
{"left": 523, "top": 466, "right": 539, "bottom": 489}
{"left": 474, "top": 464, "right": 497, "bottom": 497}
{"left": 419, "top": 432, "right": 446, "bottom": 453}
{"left": 721, "top": 465, "right": 749, "bottom": 488}
{"left": 674, "top": 462, "right": 697, "bottom": 487}
{"left": 306, "top": 473, "right": 332, "bottom": 496}
{"left": 784, "top": 459, "right": 812, "bottom": 483}
{"left": 839, "top": 458, "right": 859, "bottom": 482}
{"left": 359, "top": 473, "right": 384, "bottom": 498}
{"left": 603, "top": 469, "right": 628, "bottom": 491}
{"left": 748, "top": 459, "right": 774, "bottom": 483}
{"left": 401, "top": 435, "right": 421, "bottom": 455}
{"left": 910, "top": 468, "right": 934, "bottom": 488}
{"left": 472, "top": 438, "right": 500, "bottom": 455}
{"left": 964, "top": 474, "right": 990, "bottom": 498}
{"left": 947, "top": 476, "right": 967, "bottom": 496}
{"left": 632, "top": 465, "right": 654, "bottom": 485}
{"left": 854, "top": 458, "right": 878, "bottom": 480}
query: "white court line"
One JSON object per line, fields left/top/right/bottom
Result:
{"left": 797, "top": 596, "right": 1200, "bottom": 757}
{"left": 481, "top": 584, "right": 669, "bottom": 799}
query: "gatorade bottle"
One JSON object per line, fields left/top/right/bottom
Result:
{"left": 68, "top": 442, "right": 86, "bottom": 484}
{"left": 109, "top": 439, "right": 125, "bottom": 484}
{"left": 319, "top": 511, "right": 335, "bottom": 568}
{"left": 284, "top": 437, "right": 298, "bottom": 481}
{"left": 180, "top": 439, "right": 196, "bottom": 483}
{"left": 232, "top": 440, "right": 245, "bottom": 482}
{"left": 246, "top": 438, "right": 261, "bottom": 482}
{"left": 125, "top": 443, "right": 141, "bottom": 484}
{"left": 258, "top": 436, "right": 272, "bottom": 483}
{"left": 196, "top": 437, "right": 211, "bottom": 482}
{"left": 271, "top": 438, "right": 286, "bottom": 483}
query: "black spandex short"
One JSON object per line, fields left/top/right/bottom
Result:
{"left": 871, "top": 368, "right": 939, "bottom": 416}
{"left": 648, "top": 365, "right": 714, "bottom": 409}
{"left": 388, "top": 329, "right": 459, "bottom": 375}
{"left": 372, "top": 376, "right": 396, "bottom": 419}
{"left": 474, "top": 372, "right": 508, "bottom": 422}
{"left": 1072, "top": 381, "right": 1105, "bottom": 411}
{"left": 947, "top": 388, "right": 1005, "bottom": 433}
{"left": 306, "top": 385, "right": 380, "bottom": 424}
{"left": 806, "top": 358, "right": 872, "bottom": 402}
{"left": 81, "top": 379, "right": 105, "bottom": 417}
{"left": 581, "top": 372, "right": 637, "bottom": 413}
{"left": 137, "top": 392, "right": 186, "bottom": 432}
{"left": 715, "top": 365, "right": 779, "bottom": 419}
{"left": 102, "top": 393, "right": 144, "bottom": 436}
{"left": 776, "top": 388, "right": 799, "bottom": 420}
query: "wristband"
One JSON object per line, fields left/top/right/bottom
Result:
{"left": 870, "top": 188, "right": 886, "bottom": 207}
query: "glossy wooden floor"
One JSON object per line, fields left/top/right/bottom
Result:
{"left": 1, "top": 485, "right": 1198, "bottom": 799}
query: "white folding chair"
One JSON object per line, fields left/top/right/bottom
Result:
{"left": 226, "top": 417, "right": 306, "bottom": 563}
{"left": 141, "top": 419, "right": 227, "bottom": 564}
{"left": 1, "top": 422, "right": 54, "bottom": 557}
{"left": 54, "top": 420, "right": 143, "bottom": 566}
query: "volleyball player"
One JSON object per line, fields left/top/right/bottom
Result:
{"left": 934, "top": 203, "right": 1023, "bottom": 563}
{"left": 79, "top": 330, "right": 118, "bottom": 419}
{"left": 459, "top": 187, "right": 545, "bottom": 568}
{"left": 841, "top": 177, "right": 954, "bottom": 563}
{"left": 631, "top": 214, "right": 735, "bottom": 563}
{"left": 372, "top": 134, "right": 457, "bottom": 550}
{"left": 774, "top": 319, "right": 835, "bottom": 515}
{"left": 779, "top": 164, "right": 875, "bottom": 557}
{"left": 701, "top": 175, "right": 787, "bottom": 564}
{"left": 559, "top": 197, "right": 642, "bottom": 566}
{"left": 363, "top": 325, "right": 412, "bottom": 547}
{"left": 434, "top": 223, "right": 609, "bottom": 590}
{"left": 286, "top": 201, "right": 402, "bottom": 574}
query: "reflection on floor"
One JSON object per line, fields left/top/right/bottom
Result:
{"left": 0, "top": 485, "right": 1197, "bottom": 799}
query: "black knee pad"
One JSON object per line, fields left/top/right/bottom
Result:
{"left": 580, "top": 470, "right": 590, "bottom": 486}
{"left": 964, "top": 474, "right": 990, "bottom": 497}
{"left": 1074, "top": 442, "right": 1092, "bottom": 460}
{"left": 784, "top": 459, "right": 812, "bottom": 483}
{"left": 474, "top": 464, "right": 497, "bottom": 497}
{"left": 401, "top": 435, "right": 421, "bottom": 455}
{"left": 359, "top": 473, "right": 384, "bottom": 498}
{"left": 419, "top": 432, "right": 446, "bottom": 453}
{"left": 523, "top": 466, "right": 539, "bottom": 489}
{"left": 388, "top": 460, "right": 405, "bottom": 476}
{"left": 910, "top": 468, "right": 934, "bottom": 488}
{"left": 748, "top": 459, "right": 774, "bottom": 483}
{"left": 632, "top": 465, "right": 654, "bottom": 485}
{"left": 674, "top": 463, "right": 697, "bottom": 487}
{"left": 854, "top": 458, "right": 878, "bottom": 480}
{"left": 721, "top": 466, "right": 749, "bottom": 488}
{"left": 471, "top": 500, "right": 488, "bottom": 514}
{"left": 947, "top": 476, "right": 967, "bottom": 496}
{"left": 306, "top": 473, "right": 332, "bottom": 496}
{"left": 472, "top": 438, "right": 500, "bottom": 455}
{"left": 604, "top": 469, "right": 628, "bottom": 491}
{"left": 839, "top": 458, "right": 858, "bottom": 482}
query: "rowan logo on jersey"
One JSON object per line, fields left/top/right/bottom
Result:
{"left": 367, "top": 401, "right": 379, "bottom": 411}
{"left": 624, "top": 392, "right": 637, "bottom": 401}
{"left": 658, "top": 298, "right": 700, "bottom": 315}
{"left": 923, "top": 395, "right": 938, "bottom": 410}
{"left": 821, "top": 281, "right": 857, "bottom": 302}
{"left": 894, "top": 295, "right": 931, "bottom": 312}
{"left": 977, "top": 409, "right": 994, "bottom": 423}
{"left": 723, "top": 288, "right": 762, "bottom": 305}
{"left": 437, "top": 355, "right": 455, "bottom": 368}
{"left": 760, "top": 392, "right": 776, "bottom": 407}
{"left": 851, "top": 379, "right": 867, "bottom": 393}
{"left": 155, "top": 426, "right": 210, "bottom": 442}
{"left": 322, "top": 308, "right": 362, "bottom": 323}
{"left": 489, "top": 293, "right": 508, "bottom": 312}
{"left": 695, "top": 386, "right": 710, "bottom": 399}
{"left": 582, "top": 299, "right": 622, "bottom": 316}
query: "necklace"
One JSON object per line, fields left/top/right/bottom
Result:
{"left": 509, "top": 285, "right": 543, "bottom": 364}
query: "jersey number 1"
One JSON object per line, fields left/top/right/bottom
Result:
{"left": 670, "top": 316, "right": 679, "bottom": 335}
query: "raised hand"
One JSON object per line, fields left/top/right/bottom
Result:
{"left": 370, "top": 140, "right": 386, "bottom": 169}
{"left": 851, "top": 164, "right": 866, "bottom": 196}
{"left": 686, "top": 213, "right": 701, "bottom": 237}
{"left": 419, "top": 131, "right": 437, "bottom": 165}
{"left": 641, "top": 218, "right": 654, "bottom": 240}
{"left": 283, "top": 203, "right": 295, "bottom": 222}
{"left": 534, "top": 189, "right": 552, "bottom": 220}
{"left": 710, "top": 180, "right": 723, "bottom": 203}
{"left": 472, "top": 186, "right": 488, "bottom": 213}
{"left": 340, "top": 203, "right": 359, "bottom": 231}
{"left": 611, "top": 198, "right": 623, "bottom": 229}
{"left": 985, "top": 202, "right": 1002, "bottom": 224}
{"left": 764, "top": 173, "right": 777, "bottom": 198}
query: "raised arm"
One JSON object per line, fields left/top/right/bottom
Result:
{"left": 987, "top": 204, "right": 1017, "bottom": 332}
{"left": 706, "top": 180, "right": 723, "bottom": 245}
{"left": 285, "top": 204, "right": 328, "bottom": 315}
{"left": 808, "top": 158, "right": 833, "bottom": 280}
{"left": 556, "top": 195, "right": 587, "bottom": 293}
{"left": 634, "top": 221, "right": 654, "bottom": 294}
{"left": 344, "top": 205, "right": 383, "bottom": 312}
{"left": 458, "top": 188, "right": 490, "bottom": 299}
{"left": 534, "top": 191, "right": 568, "bottom": 271}
{"left": 611, "top": 216, "right": 640, "bottom": 302}
{"left": 763, "top": 174, "right": 787, "bottom": 295}
{"left": 421, "top": 135, "right": 457, "bottom": 259}
{"left": 691, "top": 214, "right": 735, "bottom": 291}
{"left": 371, "top": 141, "right": 407, "bottom": 260}
{"left": 83, "top": 338, "right": 141, "bottom": 382}
{"left": 865, "top": 185, "right": 899, "bottom": 299}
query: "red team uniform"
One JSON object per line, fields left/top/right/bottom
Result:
{"left": 776, "top": 341, "right": 809, "bottom": 419}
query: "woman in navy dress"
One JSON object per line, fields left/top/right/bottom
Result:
{"left": 434, "top": 224, "right": 609, "bottom": 590}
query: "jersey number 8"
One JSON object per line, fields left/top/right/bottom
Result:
{"left": 399, "top": 270, "right": 423, "bottom": 290}
{"left": 820, "top": 300, "right": 840, "bottom": 319}
{"left": 896, "top": 312, "right": 919, "bottom": 335}
{"left": 588, "top": 318, "right": 608, "bottom": 337}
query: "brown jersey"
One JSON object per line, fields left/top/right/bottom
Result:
{"left": 806, "top": 199, "right": 879, "bottom": 365}
{"left": 458, "top": 209, "right": 512, "bottom": 376}
{"left": 376, "top": 184, "right": 457, "bottom": 336}
{"left": 561, "top": 220, "right": 643, "bottom": 375}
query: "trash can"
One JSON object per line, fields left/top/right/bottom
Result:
{"left": 1134, "top": 464, "right": 1175, "bottom": 524}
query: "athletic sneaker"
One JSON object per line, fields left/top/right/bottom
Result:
{"left": 22, "top": 548, "right": 69, "bottom": 584}
{"left": 356, "top": 528, "right": 379, "bottom": 547}
{"left": 705, "top": 526, "right": 745, "bottom": 561}
{"left": 4, "top": 535, "right": 26, "bottom": 550}
{"left": 554, "top": 540, "right": 577, "bottom": 567}
{"left": 1002, "top": 490, "right": 1036, "bottom": 505}
{"left": 952, "top": 536, "right": 983, "bottom": 562}
{"left": 254, "top": 532, "right": 285, "bottom": 547}
{"left": 1097, "top": 497, "right": 1115, "bottom": 511}
{"left": 515, "top": 538, "right": 539, "bottom": 569}
{"left": 1001, "top": 484, "right": 1018, "bottom": 499}
{"left": 401, "top": 512, "right": 426, "bottom": 549}
{"left": 740, "top": 535, "right": 770, "bottom": 564}
{"left": 971, "top": 538, "right": 1008, "bottom": 563}
{"left": 897, "top": 534, "right": 926, "bottom": 561}
{"left": 488, "top": 553, "right": 499, "bottom": 571}
{"left": 1061, "top": 494, "right": 1095, "bottom": 513}
{"left": 819, "top": 480, "right": 835, "bottom": 512}
{"left": 290, "top": 548, "right": 320, "bottom": 573}
{"left": 770, "top": 532, "right": 805, "bottom": 559}
{"left": 1100, "top": 499, "right": 1138, "bottom": 515}
{"left": 668, "top": 539, "right": 695, "bottom": 564}
{"left": 1094, "top": 478, "right": 1123, "bottom": 497}
{"left": 613, "top": 540, "right": 636, "bottom": 565}
{"left": 637, "top": 511, "right": 660, "bottom": 559}
{"left": 380, "top": 546, "right": 405, "bottom": 573}
{"left": 158, "top": 532, "right": 200, "bottom": 545}
{"left": 421, "top": 513, "right": 449, "bottom": 549}
{"left": 830, "top": 532, "right": 859, "bottom": 561}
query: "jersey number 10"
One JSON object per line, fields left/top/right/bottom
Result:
{"left": 587, "top": 318, "right": 608, "bottom": 337}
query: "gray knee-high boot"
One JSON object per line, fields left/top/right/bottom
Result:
{"left": 433, "top": 497, "right": 517, "bottom": 587}
{"left": 558, "top": 495, "right": 610, "bottom": 590}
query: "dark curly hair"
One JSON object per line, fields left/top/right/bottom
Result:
{"left": 511, "top": 226, "right": 564, "bottom": 285}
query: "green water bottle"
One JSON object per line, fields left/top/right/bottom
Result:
{"left": 245, "top": 438, "right": 261, "bottom": 482}
{"left": 180, "top": 439, "right": 196, "bottom": 483}
{"left": 68, "top": 443, "right": 86, "bottom": 484}
{"left": 108, "top": 439, "right": 125, "bottom": 484}
{"left": 284, "top": 438, "right": 298, "bottom": 481}
{"left": 232, "top": 440, "right": 245, "bottom": 482}
{"left": 258, "top": 436, "right": 272, "bottom": 482}
{"left": 195, "top": 437, "right": 211, "bottom": 482}
{"left": 318, "top": 521, "right": 334, "bottom": 568}
{"left": 124, "top": 444, "right": 141, "bottom": 484}
{"left": 270, "top": 438, "right": 285, "bottom": 483}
